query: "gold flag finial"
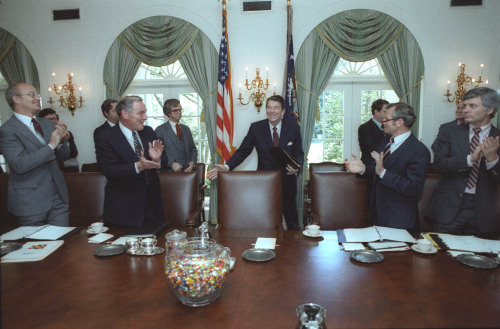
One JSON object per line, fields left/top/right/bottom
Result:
{"left": 218, "top": 0, "right": 229, "bottom": 10}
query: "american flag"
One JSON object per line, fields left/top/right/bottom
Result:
{"left": 283, "top": 2, "right": 298, "bottom": 123}
{"left": 216, "top": 5, "right": 235, "bottom": 163}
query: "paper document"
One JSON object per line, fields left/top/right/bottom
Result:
{"left": 342, "top": 243, "right": 365, "bottom": 251}
{"left": 254, "top": 237, "right": 276, "bottom": 249}
{"left": 1, "top": 240, "right": 64, "bottom": 263}
{"left": 89, "top": 233, "right": 113, "bottom": 244}
{"left": 340, "top": 226, "right": 416, "bottom": 243}
{"left": 434, "top": 234, "right": 500, "bottom": 253}
{"left": 1, "top": 225, "right": 76, "bottom": 241}
{"left": 368, "top": 241, "right": 408, "bottom": 250}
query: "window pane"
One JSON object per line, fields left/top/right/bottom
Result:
{"left": 323, "top": 141, "right": 343, "bottom": 162}
{"left": 333, "top": 58, "right": 382, "bottom": 76}
{"left": 200, "top": 140, "right": 211, "bottom": 165}
{"left": 322, "top": 90, "right": 344, "bottom": 115}
{"left": 146, "top": 117, "right": 164, "bottom": 130}
{"left": 324, "top": 115, "right": 343, "bottom": 139}
{"left": 180, "top": 93, "right": 199, "bottom": 117}
{"left": 134, "top": 62, "right": 187, "bottom": 80}
{"left": 360, "top": 89, "right": 399, "bottom": 123}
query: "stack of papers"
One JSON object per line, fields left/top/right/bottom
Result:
{"left": 88, "top": 233, "right": 113, "bottom": 243}
{"left": 1, "top": 225, "right": 76, "bottom": 241}
{"left": 338, "top": 226, "right": 416, "bottom": 243}
{"left": 1, "top": 241, "right": 64, "bottom": 263}
{"left": 367, "top": 241, "right": 410, "bottom": 252}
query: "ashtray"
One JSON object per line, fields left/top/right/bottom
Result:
{"left": 350, "top": 250, "right": 384, "bottom": 263}
{"left": 456, "top": 254, "right": 498, "bottom": 269}
{"left": 94, "top": 244, "right": 127, "bottom": 257}
{"left": 242, "top": 248, "right": 275, "bottom": 262}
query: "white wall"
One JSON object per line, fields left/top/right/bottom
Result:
{"left": 1, "top": 0, "right": 499, "bottom": 169}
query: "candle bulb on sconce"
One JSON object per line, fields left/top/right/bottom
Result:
{"left": 238, "top": 67, "right": 274, "bottom": 113}
{"left": 48, "top": 72, "right": 84, "bottom": 116}
{"left": 444, "top": 62, "right": 486, "bottom": 104}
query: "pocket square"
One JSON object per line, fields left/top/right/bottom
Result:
{"left": 287, "top": 142, "right": 293, "bottom": 146}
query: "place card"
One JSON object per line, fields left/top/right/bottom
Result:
{"left": 88, "top": 233, "right": 113, "bottom": 244}
{"left": 342, "top": 243, "right": 365, "bottom": 251}
{"left": 254, "top": 237, "right": 276, "bottom": 249}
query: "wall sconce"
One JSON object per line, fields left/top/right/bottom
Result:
{"left": 444, "top": 63, "right": 488, "bottom": 104}
{"left": 48, "top": 72, "right": 84, "bottom": 116}
{"left": 238, "top": 67, "right": 276, "bottom": 113}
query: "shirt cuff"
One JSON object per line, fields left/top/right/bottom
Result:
{"left": 486, "top": 157, "right": 499, "bottom": 170}
{"left": 134, "top": 162, "right": 140, "bottom": 174}
{"left": 379, "top": 169, "right": 386, "bottom": 178}
{"left": 224, "top": 164, "right": 230, "bottom": 171}
{"left": 467, "top": 154, "right": 473, "bottom": 167}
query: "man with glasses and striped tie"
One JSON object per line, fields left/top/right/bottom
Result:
{"left": 427, "top": 88, "right": 500, "bottom": 237}
{"left": 0, "top": 83, "right": 70, "bottom": 226}
{"left": 95, "top": 96, "right": 167, "bottom": 228}
{"left": 345, "top": 102, "right": 430, "bottom": 233}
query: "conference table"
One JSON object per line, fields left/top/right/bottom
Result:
{"left": 2, "top": 227, "right": 500, "bottom": 329}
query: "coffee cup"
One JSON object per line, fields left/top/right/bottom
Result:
{"left": 305, "top": 224, "right": 320, "bottom": 236}
{"left": 88, "top": 222, "right": 103, "bottom": 233}
{"left": 126, "top": 238, "right": 141, "bottom": 253}
{"left": 141, "top": 237, "right": 157, "bottom": 254}
{"left": 415, "top": 238, "right": 433, "bottom": 252}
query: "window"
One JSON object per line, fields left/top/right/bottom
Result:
{"left": 308, "top": 59, "right": 398, "bottom": 163}
{"left": 124, "top": 62, "right": 210, "bottom": 164}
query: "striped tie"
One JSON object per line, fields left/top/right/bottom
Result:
{"left": 132, "top": 131, "right": 143, "bottom": 159}
{"left": 383, "top": 137, "right": 394, "bottom": 163}
{"left": 466, "top": 127, "right": 482, "bottom": 189}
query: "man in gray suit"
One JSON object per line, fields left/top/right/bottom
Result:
{"left": 155, "top": 99, "right": 197, "bottom": 172}
{"left": 427, "top": 87, "right": 500, "bottom": 236}
{"left": 0, "top": 83, "right": 70, "bottom": 226}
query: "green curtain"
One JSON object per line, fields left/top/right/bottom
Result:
{"left": 0, "top": 28, "right": 40, "bottom": 89}
{"left": 377, "top": 29, "right": 425, "bottom": 135}
{"left": 178, "top": 32, "right": 220, "bottom": 223}
{"left": 295, "top": 31, "right": 340, "bottom": 228}
{"left": 103, "top": 16, "right": 199, "bottom": 98}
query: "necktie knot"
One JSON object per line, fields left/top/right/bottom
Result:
{"left": 473, "top": 127, "right": 482, "bottom": 135}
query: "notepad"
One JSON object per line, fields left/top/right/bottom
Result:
{"left": 1, "top": 225, "right": 76, "bottom": 241}
{"left": 337, "top": 226, "right": 416, "bottom": 244}
{"left": 428, "top": 233, "right": 500, "bottom": 253}
{"left": 1, "top": 240, "right": 64, "bottom": 263}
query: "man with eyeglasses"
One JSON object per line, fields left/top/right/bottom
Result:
{"left": 0, "top": 83, "right": 70, "bottom": 226}
{"left": 155, "top": 99, "right": 197, "bottom": 172}
{"left": 345, "top": 102, "right": 430, "bottom": 232}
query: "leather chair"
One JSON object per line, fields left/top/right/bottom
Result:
{"left": 0, "top": 174, "right": 18, "bottom": 226}
{"left": 418, "top": 173, "right": 441, "bottom": 233}
{"left": 158, "top": 172, "right": 198, "bottom": 227}
{"left": 217, "top": 171, "right": 282, "bottom": 230}
{"left": 64, "top": 173, "right": 106, "bottom": 227}
{"left": 310, "top": 172, "right": 369, "bottom": 230}
{"left": 195, "top": 163, "right": 207, "bottom": 223}
{"left": 81, "top": 162, "right": 100, "bottom": 172}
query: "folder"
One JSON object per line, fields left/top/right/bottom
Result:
{"left": 269, "top": 146, "right": 300, "bottom": 170}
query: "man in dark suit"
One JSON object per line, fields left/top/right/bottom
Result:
{"left": 345, "top": 102, "right": 430, "bottom": 232}
{"left": 431, "top": 101, "right": 465, "bottom": 153}
{"left": 93, "top": 99, "right": 119, "bottom": 142}
{"left": 208, "top": 95, "right": 304, "bottom": 229}
{"left": 0, "top": 83, "right": 70, "bottom": 226}
{"left": 358, "top": 99, "right": 388, "bottom": 165}
{"left": 155, "top": 99, "right": 197, "bottom": 172}
{"left": 95, "top": 96, "right": 167, "bottom": 227}
{"left": 427, "top": 88, "right": 500, "bottom": 236}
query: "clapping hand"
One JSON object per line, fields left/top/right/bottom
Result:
{"left": 371, "top": 151, "right": 384, "bottom": 176}
{"left": 344, "top": 154, "right": 365, "bottom": 174}
{"left": 137, "top": 151, "right": 160, "bottom": 171}
{"left": 148, "top": 140, "right": 164, "bottom": 162}
{"left": 481, "top": 136, "right": 500, "bottom": 163}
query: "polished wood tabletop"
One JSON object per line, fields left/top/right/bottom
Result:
{"left": 2, "top": 228, "right": 500, "bottom": 329}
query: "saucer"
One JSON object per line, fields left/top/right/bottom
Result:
{"left": 411, "top": 244, "right": 437, "bottom": 254}
{"left": 302, "top": 230, "right": 323, "bottom": 238}
{"left": 87, "top": 227, "right": 109, "bottom": 234}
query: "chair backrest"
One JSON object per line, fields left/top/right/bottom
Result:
{"left": 309, "top": 162, "right": 347, "bottom": 173}
{"left": 0, "top": 174, "right": 18, "bottom": 226}
{"left": 310, "top": 172, "right": 369, "bottom": 230}
{"left": 64, "top": 172, "right": 106, "bottom": 226}
{"left": 418, "top": 173, "right": 440, "bottom": 233}
{"left": 81, "top": 162, "right": 100, "bottom": 172}
{"left": 217, "top": 171, "right": 282, "bottom": 230}
{"left": 158, "top": 172, "right": 198, "bottom": 227}
{"left": 195, "top": 163, "right": 206, "bottom": 187}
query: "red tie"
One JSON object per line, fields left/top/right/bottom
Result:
{"left": 383, "top": 137, "right": 394, "bottom": 163}
{"left": 32, "top": 118, "right": 44, "bottom": 137}
{"left": 273, "top": 127, "right": 279, "bottom": 147}
{"left": 176, "top": 124, "right": 183, "bottom": 139}
{"left": 466, "top": 127, "right": 482, "bottom": 189}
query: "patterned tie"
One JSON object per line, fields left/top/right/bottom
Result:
{"left": 383, "top": 137, "right": 394, "bottom": 163}
{"left": 176, "top": 124, "right": 183, "bottom": 139}
{"left": 273, "top": 127, "right": 279, "bottom": 147}
{"left": 32, "top": 118, "right": 44, "bottom": 137}
{"left": 132, "top": 131, "right": 143, "bottom": 159}
{"left": 466, "top": 127, "right": 482, "bottom": 189}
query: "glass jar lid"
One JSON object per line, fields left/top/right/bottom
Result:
{"left": 165, "top": 229, "right": 187, "bottom": 241}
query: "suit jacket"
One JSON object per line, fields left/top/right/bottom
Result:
{"left": 93, "top": 121, "right": 112, "bottom": 143}
{"left": 226, "top": 119, "right": 304, "bottom": 171}
{"left": 426, "top": 123, "right": 500, "bottom": 233}
{"left": 358, "top": 119, "right": 386, "bottom": 165}
{"left": 431, "top": 119, "right": 459, "bottom": 153}
{"left": 95, "top": 124, "right": 167, "bottom": 227}
{"left": 363, "top": 134, "right": 430, "bottom": 231}
{"left": 155, "top": 122, "right": 197, "bottom": 170}
{"left": 0, "top": 115, "right": 69, "bottom": 217}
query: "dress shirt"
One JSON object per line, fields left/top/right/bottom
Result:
{"left": 168, "top": 120, "right": 179, "bottom": 134}
{"left": 372, "top": 118, "right": 383, "bottom": 130}
{"left": 465, "top": 123, "right": 499, "bottom": 194}
{"left": 107, "top": 120, "right": 116, "bottom": 127}
{"left": 379, "top": 131, "right": 411, "bottom": 178}
{"left": 14, "top": 112, "right": 46, "bottom": 145}
{"left": 119, "top": 122, "right": 144, "bottom": 173}
{"left": 269, "top": 121, "right": 282, "bottom": 137}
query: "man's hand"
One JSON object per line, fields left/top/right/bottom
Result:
{"left": 286, "top": 164, "right": 299, "bottom": 175}
{"left": 371, "top": 151, "right": 384, "bottom": 176}
{"left": 63, "top": 131, "right": 70, "bottom": 141}
{"left": 184, "top": 161, "right": 195, "bottom": 172}
{"left": 207, "top": 164, "right": 227, "bottom": 180}
{"left": 148, "top": 140, "right": 164, "bottom": 162}
{"left": 171, "top": 161, "right": 183, "bottom": 172}
{"left": 470, "top": 144, "right": 483, "bottom": 162}
{"left": 137, "top": 151, "right": 160, "bottom": 171}
{"left": 344, "top": 153, "right": 365, "bottom": 174}
{"left": 481, "top": 136, "right": 500, "bottom": 163}
{"left": 48, "top": 121, "right": 67, "bottom": 149}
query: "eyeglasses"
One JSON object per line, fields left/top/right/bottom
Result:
{"left": 381, "top": 118, "right": 394, "bottom": 123}
{"left": 17, "top": 92, "right": 41, "bottom": 99}
{"left": 171, "top": 109, "right": 183, "bottom": 113}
